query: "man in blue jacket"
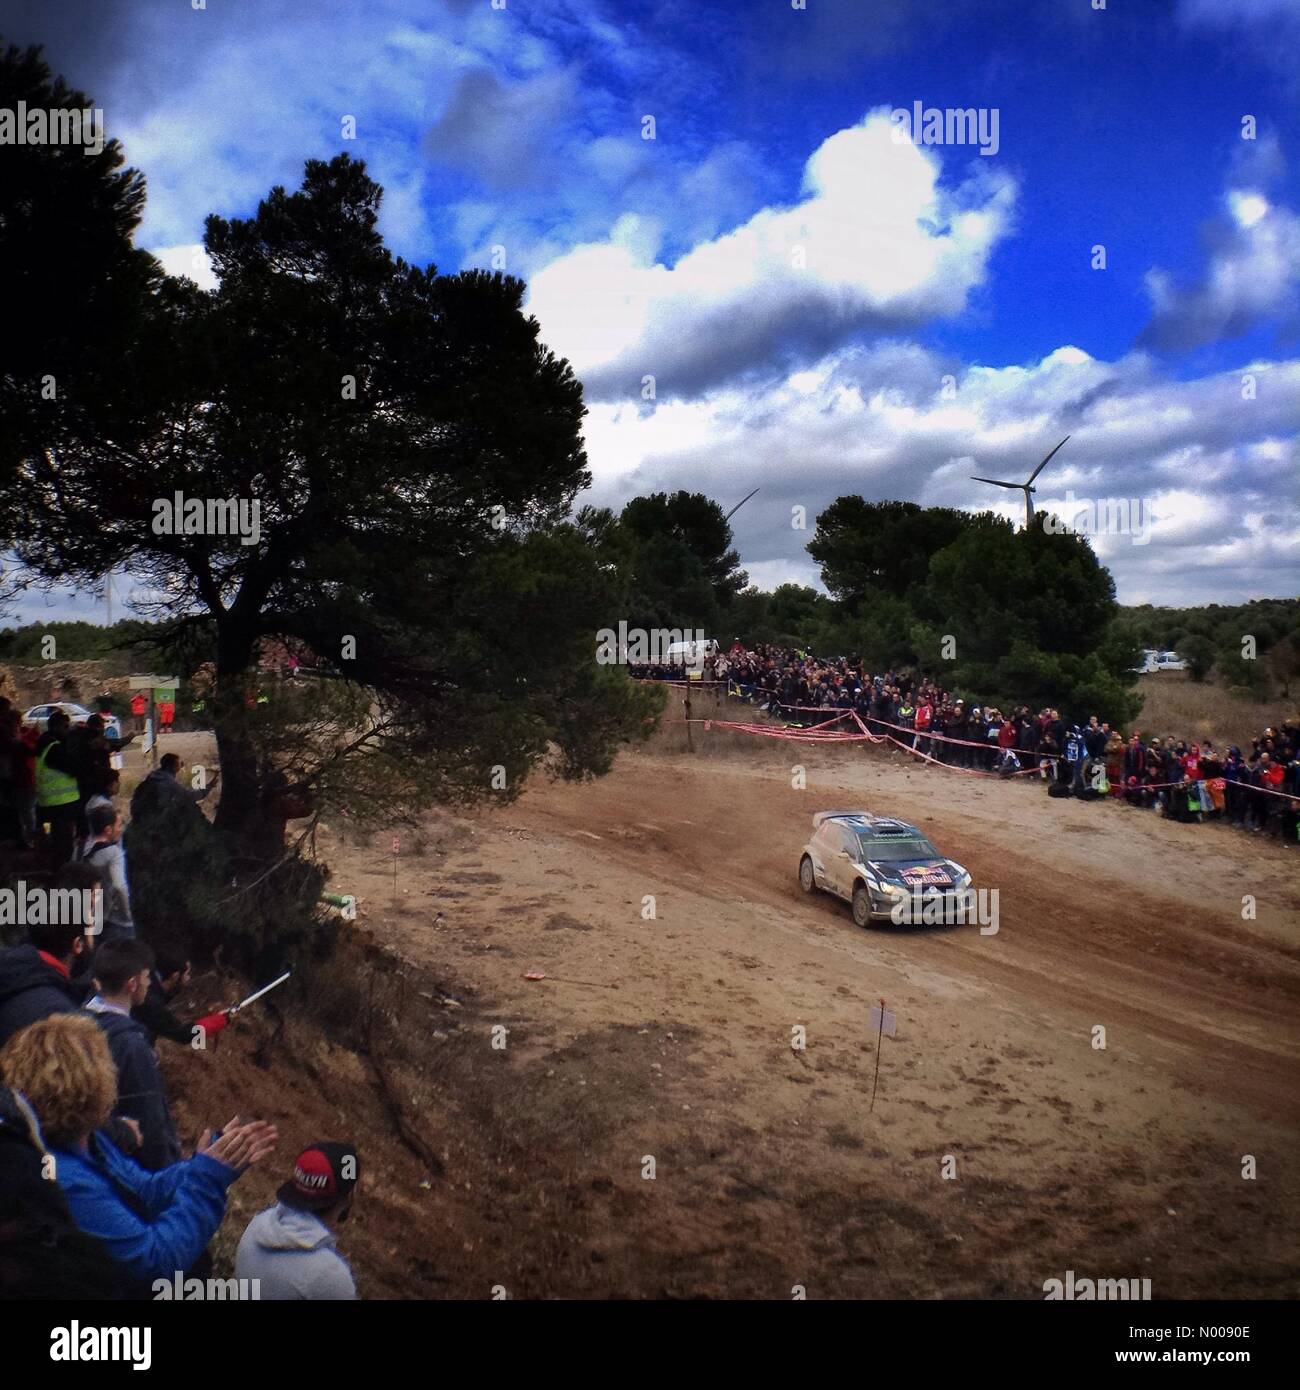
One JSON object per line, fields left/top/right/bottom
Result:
{"left": 84, "top": 939, "right": 181, "bottom": 1170}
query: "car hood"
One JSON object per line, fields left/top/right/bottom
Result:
{"left": 868, "top": 858, "right": 958, "bottom": 887}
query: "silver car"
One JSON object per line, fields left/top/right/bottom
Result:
{"left": 798, "top": 810, "right": 973, "bottom": 927}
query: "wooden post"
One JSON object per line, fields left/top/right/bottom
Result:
{"left": 683, "top": 686, "right": 693, "bottom": 753}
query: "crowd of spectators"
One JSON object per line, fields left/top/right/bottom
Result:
{"left": 631, "top": 642, "right": 1300, "bottom": 841}
{"left": 0, "top": 695, "right": 361, "bottom": 1301}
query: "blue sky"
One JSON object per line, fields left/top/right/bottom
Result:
{"left": 3, "top": 0, "right": 1298, "bottom": 624}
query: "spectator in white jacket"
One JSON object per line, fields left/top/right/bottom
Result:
{"left": 235, "top": 1141, "right": 359, "bottom": 1299}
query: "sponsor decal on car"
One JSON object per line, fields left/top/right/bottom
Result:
{"left": 899, "top": 865, "right": 953, "bottom": 887}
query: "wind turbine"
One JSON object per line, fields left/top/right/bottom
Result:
{"left": 723, "top": 487, "right": 760, "bottom": 523}
{"left": 971, "top": 436, "right": 1070, "bottom": 531}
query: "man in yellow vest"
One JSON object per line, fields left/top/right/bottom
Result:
{"left": 35, "top": 710, "right": 80, "bottom": 867}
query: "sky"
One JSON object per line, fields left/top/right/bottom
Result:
{"left": 3, "top": 0, "right": 1298, "bottom": 625}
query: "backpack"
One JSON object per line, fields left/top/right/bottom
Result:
{"left": 80, "top": 841, "right": 123, "bottom": 929}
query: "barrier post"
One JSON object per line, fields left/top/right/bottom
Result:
{"left": 683, "top": 686, "right": 694, "bottom": 753}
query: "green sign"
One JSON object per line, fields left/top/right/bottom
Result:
{"left": 153, "top": 688, "right": 176, "bottom": 703}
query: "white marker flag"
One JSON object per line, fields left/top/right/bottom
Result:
{"left": 868, "top": 1003, "right": 896, "bottom": 1038}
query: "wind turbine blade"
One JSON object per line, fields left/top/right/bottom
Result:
{"left": 723, "top": 487, "right": 760, "bottom": 522}
{"left": 970, "top": 476, "right": 1021, "bottom": 489}
{"left": 1026, "top": 435, "right": 1070, "bottom": 486}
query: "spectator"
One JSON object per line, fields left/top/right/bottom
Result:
{"left": 1123, "top": 734, "right": 1146, "bottom": 783}
{"left": 1201, "top": 744, "right": 1225, "bottom": 818}
{"left": 914, "top": 697, "right": 933, "bottom": 756}
{"left": 1224, "top": 746, "right": 1248, "bottom": 827}
{"left": 0, "top": 709, "right": 37, "bottom": 848}
{"left": 85, "top": 768, "right": 122, "bottom": 820}
{"left": 1036, "top": 730, "right": 1060, "bottom": 781}
{"left": 64, "top": 714, "right": 114, "bottom": 822}
{"left": 997, "top": 713, "right": 1018, "bottom": 771}
{"left": 0, "top": 1014, "right": 276, "bottom": 1295}
{"left": 131, "top": 752, "right": 215, "bottom": 824}
{"left": 84, "top": 939, "right": 180, "bottom": 1171}
{"left": 131, "top": 940, "right": 227, "bottom": 1050}
{"left": 80, "top": 804, "right": 135, "bottom": 943}
{"left": 1065, "top": 726, "right": 1087, "bottom": 788}
{"left": 236, "top": 1141, "right": 360, "bottom": 1300}
{"left": 0, "top": 1082, "right": 120, "bottom": 1299}
{"left": 0, "top": 872, "right": 96, "bottom": 1047}
{"left": 35, "top": 709, "right": 80, "bottom": 866}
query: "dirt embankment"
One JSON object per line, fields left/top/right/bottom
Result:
{"left": 1, "top": 660, "right": 135, "bottom": 711}
{"left": 157, "top": 720, "right": 1300, "bottom": 1300}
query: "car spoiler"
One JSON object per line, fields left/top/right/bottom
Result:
{"left": 812, "top": 810, "right": 870, "bottom": 828}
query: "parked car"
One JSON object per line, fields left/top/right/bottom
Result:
{"left": 798, "top": 810, "right": 973, "bottom": 927}
{"left": 21, "top": 703, "right": 123, "bottom": 741}
{"left": 1133, "top": 649, "right": 1188, "bottom": 673}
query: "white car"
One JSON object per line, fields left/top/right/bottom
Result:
{"left": 799, "top": 810, "right": 973, "bottom": 928}
{"left": 22, "top": 702, "right": 123, "bottom": 741}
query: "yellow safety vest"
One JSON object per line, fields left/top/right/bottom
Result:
{"left": 35, "top": 742, "right": 80, "bottom": 809}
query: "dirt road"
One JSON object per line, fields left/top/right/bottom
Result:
{"left": 312, "top": 729, "right": 1299, "bottom": 1299}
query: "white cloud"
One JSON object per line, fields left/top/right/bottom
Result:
{"left": 1142, "top": 193, "right": 1300, "bottom": 350}
{"left": 148, "top": 243, "right": 218, "bottom": 291}
{"left": 527, "top": 109, "right": 1016, "bottom": 401}
{"left": 1228, "top": 191, "right": 1269, "bottom": 228}
{"left": 578, "top": 341, "right": 1300, "bottom": 606}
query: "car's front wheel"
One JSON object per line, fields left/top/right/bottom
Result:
{"left": 798, "top": 855, "right": 816, "bottom": 893}
{"left": 851, "top": 883, "right": 873, "bottom": 928}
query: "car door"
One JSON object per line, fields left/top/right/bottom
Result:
{"left": 810, "top": 822, "right": 839, "bottom": 891}
{"left": 829, "top": 824, "right": 860, "bottom": 899}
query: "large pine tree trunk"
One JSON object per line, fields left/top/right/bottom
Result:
{"left": 211, "top": 626, "right": 281, "bottom": 866}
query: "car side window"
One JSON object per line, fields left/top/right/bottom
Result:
{"left": 840, "top": 827, "right": 859, "bottom": 858}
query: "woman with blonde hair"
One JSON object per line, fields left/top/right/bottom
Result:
{"left": 0, "top": 1014, "right": 276, "bottom": 1295}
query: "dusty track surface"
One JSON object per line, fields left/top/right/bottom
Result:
{"left": 314, "top": 725, "right": 1300, "bottom": 1300}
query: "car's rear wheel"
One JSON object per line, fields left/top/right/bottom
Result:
{"left": 851, "top": 883, "right": 873, "bottom": 928}
{"left": 798, "top": 855, "right": 816, "bottom": 893}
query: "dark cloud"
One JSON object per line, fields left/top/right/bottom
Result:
{"left": 0, "top": 0, "right": 138, "bottom": 97}
{"left": 424, "top": 66, "right": 576, "bottom": 191}
{"left": 1139, "top": 202, "right": 1300, "bottom": 352}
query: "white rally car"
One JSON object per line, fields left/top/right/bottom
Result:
{"left": 798, "top": 810, "right": 973, "bottom": 927}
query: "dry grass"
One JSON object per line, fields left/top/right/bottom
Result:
{"left": 1130, "top": 672, "right": 1295, "bottom": 750}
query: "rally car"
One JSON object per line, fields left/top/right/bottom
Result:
{"left": 798, "top": 810, "right": 973, "bottom": 927}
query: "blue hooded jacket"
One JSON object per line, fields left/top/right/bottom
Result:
{"left": 53, "top": 1131, "right": 238, "bottom": 1291}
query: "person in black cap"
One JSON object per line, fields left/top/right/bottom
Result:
{"left": 234, "top": 1140, "right": 359, "bottom": 1299}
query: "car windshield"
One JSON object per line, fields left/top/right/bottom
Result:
{"left": 857, "top": 834, "right": 941, "bottom": 862}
